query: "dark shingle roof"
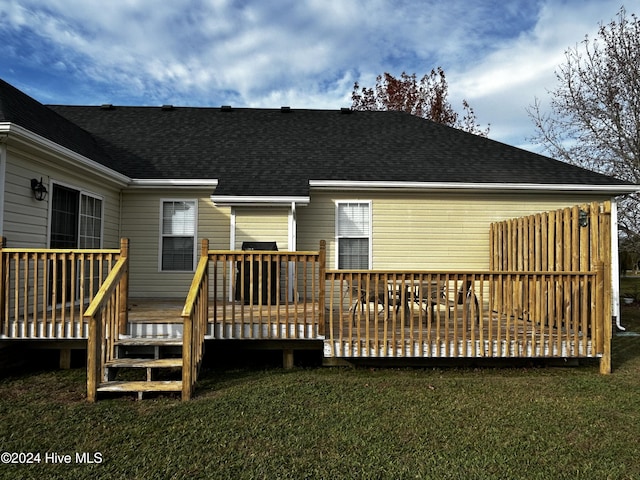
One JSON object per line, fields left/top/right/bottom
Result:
{"left": 0, "top": 79, "right": 115, "bottom": 168}
{"left": 1, "top": 78, "right": 634, "bottom": 197}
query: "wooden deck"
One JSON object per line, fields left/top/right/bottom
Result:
{"left": 127, "top": 298, "right": 321, "bottom": 340}
{"left": 3, "top": 297, "right": 596, "bottom": 358}
{"left": 126, "top": 299, "right": 594, "bottom": 359}
{"left": 1, "top": 202, "right": 614, "bottom": 389}
{"left": 329, "top": 309, "right": 595, "bottom": 358}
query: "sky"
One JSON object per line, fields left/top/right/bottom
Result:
{"left": 0, "top": 0, "right": 636, "bottom": 152}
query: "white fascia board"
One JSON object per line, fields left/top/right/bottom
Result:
{"left": 128, "top": 179, "right": 218, "bottom": 189}
{"left": 0, "top": 122, "right": 130, "bottom": 187}
{"left": 308, "top": 180, "right": 640, "bottom": 195}
{"left": 211, "top": 195, "right": 310, "bottom": 207}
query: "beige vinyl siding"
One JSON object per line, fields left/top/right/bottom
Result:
{"left": 298, "top": 190, "right": 613, "bottom": 270}
{"left": 121, "top": 191, "right": 230, "bottom": 298}
{"left": 234, "top": 207, "right": 289, "bottom": 250}
{"left": 2, "top": 148, "right": 121, "bottom": 248}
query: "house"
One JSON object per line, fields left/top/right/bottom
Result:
{"left": 1, "top": 78, "right": 637, "bottom": 400}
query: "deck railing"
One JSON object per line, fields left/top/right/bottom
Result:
{"left": 325, "top": 268, "right": 609, "bottom": 370}
{"left": 84, "top": 240, "right": 129, "bottom": 403}
{"left": 181, "top": 240, "right": 210, "bottom": 400}
{"left": 0, "top": 238, "right": 123, "bottom": 339}
{"left": 208, "top": 241, "right": 325, "bottom": 340}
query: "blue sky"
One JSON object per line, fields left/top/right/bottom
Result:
{"left": 0, "top": 0, "right": 635, "bottom": 151}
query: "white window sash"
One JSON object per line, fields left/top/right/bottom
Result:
{"left": 160, "top": 199, "right": 197, "bottom": 272}
{"left": 335, "top": 201, "right": 371, "bottom": 269}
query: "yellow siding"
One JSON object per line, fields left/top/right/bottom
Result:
{"left": 3, "top": 148, "right": 121, "bottom": 248}
{"left": 234, "top": 207, "right": 289, "bottom": 250}
{"left": 297, "top": 191, "right": 613, "bottom": 270}
{"left": 121, "top": 191, "right": 231, "bottom": 298}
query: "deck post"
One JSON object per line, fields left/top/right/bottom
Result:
{"left": 595, "top": 262, "right": 611, "bottom": 374}
{"left": 318, "top": 240, "right": 326, "bottom": 337}
{"left": 86, "top": 311, "right": 101, "bottom": 402}
{"left": 59, "top": 348, "right": 71, "bottom": 369}
{"left": 283, "top": 348, "right": 294, "bottom": 369}
{"left": 599, "top": 203, "right": 612, "bottom": 374}
{"left": 118, "top": 238, "right": 129, "bottom": 336}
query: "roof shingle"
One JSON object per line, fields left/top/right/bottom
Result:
{"left": 0, "top": 78, "right": 634, "bottom": 197}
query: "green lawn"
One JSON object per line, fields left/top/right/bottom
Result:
{"left": 1, "top": 307, "right": 640, "bottom": 479}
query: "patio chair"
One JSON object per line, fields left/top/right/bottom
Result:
{"left": 453, "top": 280, "right": 480, "bottom": 325}
{"left": 349, "top": 278, "right": 401, "bottom": 325}
{"left": 417, "top": 280, "right": 480, "bottom": 326}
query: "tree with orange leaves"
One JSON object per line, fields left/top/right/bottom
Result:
{"left": 351, "top": 67, "right": 489, "bottom": 136}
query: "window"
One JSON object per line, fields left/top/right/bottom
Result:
{"left": 50, "top": 184, "right": 103, "bottom": 249}
{"left": 79, "top": 194, "right": 103, "bottom": 248}
{"left": 336, "top": 201, "right": 371, "bottom": 269}
{"left": 161, "top": 200, "right": 197, "bottom": 271}
{"left": 49, "top": 183, "right": 103, "bottom": 303}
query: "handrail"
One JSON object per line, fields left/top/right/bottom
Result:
{"left": 84, "top": 239, "right": 129, "bottom": 403}
{"left": 83, "top": 257, "right": 128, "bottom": 318}
{"left": 181, "top": 240, "right": 210, "bottom": 401}
{"left": 208, "top": 245, "right": 323, "bottom": 340}
{"left": 326, "top": 269, "right": 598, "bottom": 275}
{"left": 181, "top": 255, "right": 210, "bottom": 319}
{"left": 0, "top": 242, "right": 123, "bottom": 339}
{"left": 325, "top": 268, "right": 605, "bottom": 361}
{"left": 1, "top": 247, "right": 120, "bottom": 254}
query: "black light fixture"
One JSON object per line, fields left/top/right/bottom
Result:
{"left": 30, "top": 178, "right": 48, "bottom": 201}
{"left": 578, "top": 209, "right": 589, "bottom": 228}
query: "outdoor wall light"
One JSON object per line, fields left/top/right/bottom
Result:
{"left": 578, "top": 209, "right": 589, "bottom": 228}
{"left": 30, "top": 177, "right": 48, "bottom": 201}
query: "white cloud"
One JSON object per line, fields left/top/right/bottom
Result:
{"left": 0, "top": 0, "right": 634, "bottom": 147}
{"left": 448, "top": 0, "right": 627, "bottom": 148}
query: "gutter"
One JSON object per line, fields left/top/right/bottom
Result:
{"left": 211, "top": 195, "right": 310, "bottom": 207}
{"left": 0, "top": 122, "right": 130, "bottom": 187}
{"left": 308, "top": 180, "right": 640, "bottom": 195}
{"left": 128, "top": 179, "right": 219, "bottom": 189}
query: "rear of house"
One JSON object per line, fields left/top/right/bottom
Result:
{"left": 1, "top": 78, "right": 638, "bottom": 400}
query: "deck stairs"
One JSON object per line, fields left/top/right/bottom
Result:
{"left": 97, "top": 321, "right": 185, "bottom": 400}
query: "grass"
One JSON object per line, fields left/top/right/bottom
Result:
{"left": 1, "top": 307, "right": 640, "bottom": 479}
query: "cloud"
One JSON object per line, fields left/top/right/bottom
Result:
{"left": 447, "top": 0, "right": 626, "bottom": 148}
{"left": 0, "top": 0, "right": 632, "bottom": 148}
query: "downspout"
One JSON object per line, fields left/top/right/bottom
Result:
{"left": 611, "top": 200, "right": 624, "bottom": 331}
{"left": 288, "top": 202, "right": 297, "bottom": 301}
{"left": 229, "top": 207, "right": 236, "bottom": 302}
{"left": 288, "top": 202, "right": 297, "bottom": 251}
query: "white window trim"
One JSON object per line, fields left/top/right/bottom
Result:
{"left": 158, "top": 198, "right": 198, "bottom": 272}
{"left": 47, "top": 180, "right": 105, "bottom": 248}
{"left": 334, "top": 200, "right": 372, "bottom": 269}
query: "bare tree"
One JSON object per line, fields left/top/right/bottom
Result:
{"left": 528, "top": 7, "right": 640, "bottom": 243}
{"left": 352, "top": 68, "right": 489, "bottom": 136}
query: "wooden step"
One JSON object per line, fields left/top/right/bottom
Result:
{"left": 105, "top": 358, "right": 183, "bottom": 369}
{"left": 115, "top": 337, "right": 183, "bottom": 347}
{"left": 97, "top": 380, "right": 182, "bottom": 393}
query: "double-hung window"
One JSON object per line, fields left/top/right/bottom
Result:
{"left": 50, "top": 184, "right": 103, "bottom": 249}
{"left": 161, "top": 200, "right": 197, "bottom": 271}
{"left": 49, "top": 183, "right": 104, "bottom": 303}
{"left": 336, "top": 201, "right": 371, "bottom": 269}
{"left": 79, "top": 194, "right": 103, "bottom": 248}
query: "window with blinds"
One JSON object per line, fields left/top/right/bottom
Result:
{"left": 336, "top": 201, "right": 371, "bottom": 269}
{"left": 160, "top": 200, "right": 197, "bottom": 271}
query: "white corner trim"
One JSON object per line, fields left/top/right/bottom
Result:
{"left": 0, "top": 141, "right": 6, "bottom": 237}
